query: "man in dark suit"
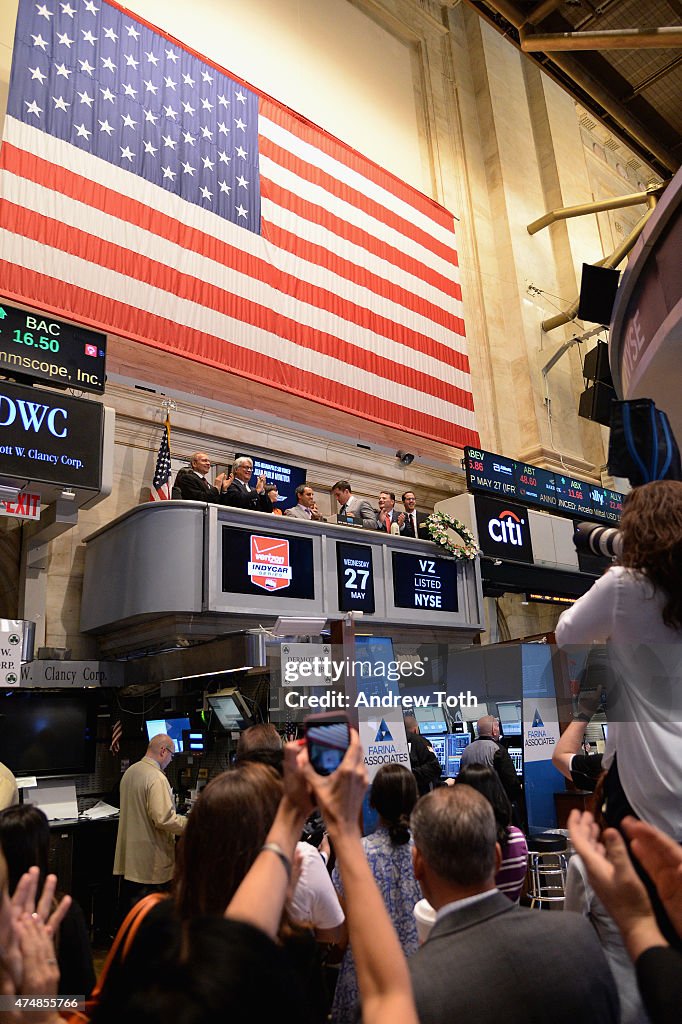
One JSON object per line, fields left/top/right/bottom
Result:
{"left": 376, "top": 490, "right": 405, "bottom": 533}
{"left": 409, "top": 787, "right": 619, "bottom": 1024}
{"left": 404, "top": 714, "right": 442, "bottom": 795}
{"left": 401, "top": 490, "right": 430, "bottom": 539}
{"left": 223, "top": 456, "right": 273, "bottom": 512}
{"left": 171, "top": 452, "right": 232, "bottom": 503}
{"left": 331, "top": 480, "right": 377, "bottom": 529}
{"left": 460, "top": 714, "right": 521, "bottom": 806}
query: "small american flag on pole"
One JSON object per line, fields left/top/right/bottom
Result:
{"left": 109, "top": 718, "right": 122, "bottom": 754}
{"left": 150, "top": 414, "right": 172, "bottom": 501}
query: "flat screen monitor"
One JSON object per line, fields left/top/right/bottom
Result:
{"left": 183, "top": 730, "right": 206, "bottom": 754}
{"left": 0, "top": 691, "right": 96, "bottom": 778}
{"left": 207, "top": 692, "right": 252, "bottom": 731}
{"left": 497, "top": 701, "right": 522, "bottom": 736}
{"left": 429, "top": 736, "right": 447, "bottom": 773}
{"left": 506, "top": 745, "right": 523, "bottom": 776}
{"left": 414, "top": 706, "right": 447, "bottom": 736}
{"left": 355, "top": 636, "right": 395, "bottom": 699}
{"left": 146, "top": 717, "right": 191, "bottom": 752}
{"left": 446, "top": 733, "right": 470, "bottom": 777}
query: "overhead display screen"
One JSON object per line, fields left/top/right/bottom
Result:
{"left": 464, "top": 448, "right": 518, "bottom": 499}
{"left": 0, "top": 380, "right": 103, "bottom": 489}
{"left": 336, "top": 542, "right": 375, "bottom": 613}
{"left": 515, "top": 463, "right": 558, "bottom": 510}
{"left": 464, "top": 447, "right": 624, "bottom": 524}
{"left": 221, "top": 526, "right": 315, "bottom": 600}
{"left": 0, "top": 301, "right": 106, "bottom": 394}
{"left": 554, "top": 475, "right": 595, "bottom": 518}
{"left": 392, "top": 552, "right": 458, "bottom": 612}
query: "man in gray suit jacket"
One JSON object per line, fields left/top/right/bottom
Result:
{"left": 409, "top": 786, "right": 619, "bottom": 1024}
{"left": 331, "top": 479, "right": 377, "bottom": 529}
{"left": 284, "top": 483, "right": 326, "bottom": 521}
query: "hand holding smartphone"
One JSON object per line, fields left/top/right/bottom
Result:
{"left": 304, "top": 711, "right": 351, "bottom": 775}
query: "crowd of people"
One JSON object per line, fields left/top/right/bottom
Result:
{"left": 0, "top": 481, "right": 680, "bottom": 1023}
{"left": 171, "top": 453, "right": 432, "bottom": 537}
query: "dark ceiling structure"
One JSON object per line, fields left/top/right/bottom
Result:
{"left": 463, "top": 0, "right": 682, "bottom": 181}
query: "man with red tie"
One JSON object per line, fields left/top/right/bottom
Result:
{"left": 401, "top": 490, "right": 430, "bottom": 539}
{"left": 376, "top": 490, "right": 405, "bottom": 533}
{"left": 172, "top": 452, "right": 232, "bottom": 503}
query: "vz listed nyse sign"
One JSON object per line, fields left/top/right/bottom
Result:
{"left": 0, "top": 381, "right": 103, "bottom": 490}
{"left": 392, "top": 552, "right": 458, "bottom": 612}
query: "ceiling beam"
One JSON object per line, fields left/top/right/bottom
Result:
{"left": 520, "top": 27, "right": 682, "bottom": 52}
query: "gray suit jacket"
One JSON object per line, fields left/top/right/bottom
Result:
{"left": 340, "top": 496, "right": 377, "bottom": 529}
{"left": 409, "top": 891, "right": 618, "bottom": 1024}
{"left": 284, "top": 504, "right": 326, "bottom": 522}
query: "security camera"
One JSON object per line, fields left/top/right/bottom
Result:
{"left": 396, "top": 450, "right": 415, "bottom": 465}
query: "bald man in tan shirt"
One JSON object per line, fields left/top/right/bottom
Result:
{"left": 113, "top": 734, "right": 187, "bottom": 904}
{"left": 0, "top": 762, "right": 18, "bottom": 811}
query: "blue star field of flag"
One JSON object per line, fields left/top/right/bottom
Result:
{"left": 8, "top": 0, "right": 261, "bottom": 232}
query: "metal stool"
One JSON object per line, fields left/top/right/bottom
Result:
{"left": 526, "top": 834, "right": 568, "bottom": 909}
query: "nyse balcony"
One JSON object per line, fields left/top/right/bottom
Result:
{"left": 81, "top": 503, "right": 484, "bottom": 656}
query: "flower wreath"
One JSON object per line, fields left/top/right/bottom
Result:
{"left": 426, "top": 511, "right": 479, "bottom": 560}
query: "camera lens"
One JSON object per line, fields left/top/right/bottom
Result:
{"left": 573, "top": 522, "right": 623, "bottom": 559}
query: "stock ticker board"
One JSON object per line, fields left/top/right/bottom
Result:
{"left": 464, "top": 448, "right": 623, "bottom": 524}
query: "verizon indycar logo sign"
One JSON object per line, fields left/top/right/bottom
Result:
{"left": 247, "top": 535, "right": 293, "bottom": 592}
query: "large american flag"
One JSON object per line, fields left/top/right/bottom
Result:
{"left": 0, "top": 0, "right": 478, "bottom": 449}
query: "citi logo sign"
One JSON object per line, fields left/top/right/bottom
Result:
{"left": 0, "top": 396, "right": 68, "bottom": 438}
{"left": 488, "top": 509, "right": 525, "bottom": 546}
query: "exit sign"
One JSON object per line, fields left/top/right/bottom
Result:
{"left": 0, "top": 492, "right": 41, "bottom": 521}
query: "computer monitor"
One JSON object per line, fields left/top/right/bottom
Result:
{"left": 206, "top": 690, "right": 252, "bottom": 730}
{"left": 146, "top": 717, "right": 191, "bottom": 752}
{"left": 497, "top": 701, "right": 522, "bottom": 736}
{"left": 414, "top": 705, "right": 447, "bottom": 736}
{"left": 429, "top": 736, "right": 447, "bottom": 773}
{"left": 446, "top": 733, "right": 470, "bottom": 777}
{"left": 506, "top": 745, "right": 523, "bottom": 776}
{"left": 0, "top": 691, "right": 96, "bottom": 778}
{"left": 355, "top": 636, "right": 395, "bottom": 700}
{"left": 182, "top": 730, "right": 206, "bottom": 755}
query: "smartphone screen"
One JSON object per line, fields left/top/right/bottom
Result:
{"left": 305, "top": 714, "right": 350, "bottom": 775}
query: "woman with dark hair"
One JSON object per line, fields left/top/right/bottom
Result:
{"left": 92, "top": 760, "right": 340, "bottom": 1023}
{"left": 456, "top": 765, "right": 528, "bottom": 902}
{"left": 0, "top": 804, "right": 95, "bottom": 997}
{"left": 556, "top": 480, "right": 682, "bottom": 943}
{"left": 331, "top": 763, "right": 421, "bottom": 1024}
{"left": 174, "top": 761, "right": 281, "bottom": 918}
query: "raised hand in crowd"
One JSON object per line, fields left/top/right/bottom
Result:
{"left": 225, "top": 741, "right": 313, "bottom": 939}
{"left": 300, "top": 731, "right": 418, "bottom": 1024}
{"left": 0, "top": 863, "right": 71, "bottom": 1024}
{"left": 568, "top": 810, "right": 668, "bottom": 960}
{"left": 623, "top": 816, "right": 682, "bottom": 938}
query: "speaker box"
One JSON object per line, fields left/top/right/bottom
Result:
{"left": 583, "top": 341, "right": 613, "bottom": 387}
{"left": 577, "top": 264, "right": 620, "bottom": 325}
{"left": 579, "top": 382, "right": 615, "bottom": 426}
